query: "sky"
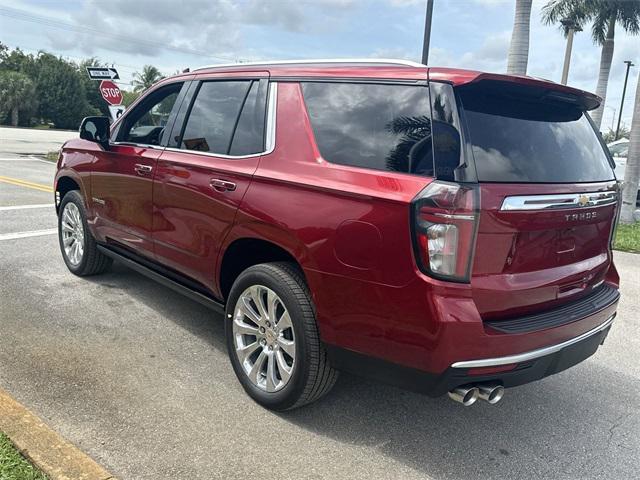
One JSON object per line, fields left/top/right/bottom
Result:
{"left": 0, "top": 0, "right": 638, "bottom": 130}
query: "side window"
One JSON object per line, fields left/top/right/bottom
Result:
{"left": 429, "top": 82, "right": 464, "bottom": 182}
{"left": 118, "top": 83, "right": 182, "bottom": 145}
{"left": 179, "top": 80, "right": 266, "bottom": 155}
{"left": 229, "top": 81, "right": 268, "bottom": 156}
{"left": 301, "top": 82, "right": 433, "bottom": 176}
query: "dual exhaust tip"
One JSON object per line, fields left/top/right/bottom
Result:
{"left": 448, "top": 383, "right": 504, "bottom": 406}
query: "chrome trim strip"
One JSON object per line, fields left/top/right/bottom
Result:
{"left": 110, "top": 141, "right": 163, "bottom": 150}
{"left": 162, "top": 82, "right": 277, "bottom": 160}
{"left": 451, "top": 314, "right": 616, "bottom": 369}
{"left": 433, "top": 213, "right": 476, "bottom": 221}
{"left": 194, "top": 58, "right": 425, "bottom": 72}
{"left": 500, "top": 191, "right": 617, "bottom": 211}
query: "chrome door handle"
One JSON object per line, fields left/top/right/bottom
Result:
{"left": 134, "top": 164, "right": 153, "bottom": 175}
{"left": 210, "top": 179, "right": 237, "bottom": 192}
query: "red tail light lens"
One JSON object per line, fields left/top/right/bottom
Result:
{"left": 411, "top": 181, "right": 479, "bottom": 282}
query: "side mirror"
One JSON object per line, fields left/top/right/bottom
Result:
{"left": 79, "top": 116, "right": 110, "bottom": 149}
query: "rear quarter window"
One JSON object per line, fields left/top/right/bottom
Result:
{"left": 301, "top": 82, "right": 434, "bottom": 176}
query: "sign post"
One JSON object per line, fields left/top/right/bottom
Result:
{"left": 87, "top": 68, "right": 125, "bottom": 121}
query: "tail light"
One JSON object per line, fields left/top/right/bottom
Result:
{"left": 411, "top": 181, "right": 479, "bottom": 282}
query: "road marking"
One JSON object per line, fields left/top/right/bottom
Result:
{"left": 0, "top": 228, "right": 57, "bottom": 241}
{"left": 0, "top": 175, "right": 53, "bottom": 192}
{"left": 0, "top": 203, "right": 54, "bottom": 211}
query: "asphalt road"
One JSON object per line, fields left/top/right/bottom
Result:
{"left": 0, "top": 132, "right": 639, "bottom": 480}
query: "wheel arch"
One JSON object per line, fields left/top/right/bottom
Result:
{"left": 54, "top": 172, "right": 83, "bottom": 213}
{"left": 218, "top": 236, "right": 306, "bottom": 302}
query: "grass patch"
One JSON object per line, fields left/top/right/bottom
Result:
{"left": 614, "top": 222, "right": 640, "bottom": 254}
{"left": 0, "top": 433, "right": 48, "bottom": 480}
{"left": 44, "top": 151, "right": 59, "bottom": 162}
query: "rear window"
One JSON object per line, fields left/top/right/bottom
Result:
{"left": 459, "top": 87, "right": 614, "bottom": 183}
{"left": 301, "top": 82, "right": 434, "bottom": 176}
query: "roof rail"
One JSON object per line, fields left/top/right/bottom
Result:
{"left": 193, "top": 58, "right": 426, "bottom": 72}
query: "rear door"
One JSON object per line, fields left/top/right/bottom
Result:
{"left": 152, "top": 74, "right": 271, "bottom": 294}
{"left": 455, "top": 80, "right": 618, "bottom": 319}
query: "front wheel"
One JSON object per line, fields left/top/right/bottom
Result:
{"left": 58, "top": 190, "right": 111, "bottom": 276}
{"left": 225, "top": 262, "right": 338, "bottom": 410}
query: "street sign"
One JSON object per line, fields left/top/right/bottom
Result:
{"left": 108, "top": 105, "right": 126, "bottom": 122}
{"left": 86, "top": 67, "right": 120, "bottom": 80}
{"left": 99, "top": 80, "right": 123, "bottom": 106}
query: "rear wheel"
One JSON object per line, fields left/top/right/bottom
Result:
{"left": 225, "top": 262, "right": 338, "bottom": 410}
{"left": 58, "top": 190, "right": 111, "bottom": 276}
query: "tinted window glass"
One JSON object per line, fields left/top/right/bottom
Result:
{"left": 119, "top": 83, "right": 182, "bottom": 145}
{"left": 181, "top": 81, "right": 250, "bottom": 154}
{"left": 459, "top": 88, "right": 614, "bottom": 183}
{"left": 302, "top": 83, "right": 433, "bottom": 175}
{"left": 229, "top": 80, "right": 267, "bottom": 156}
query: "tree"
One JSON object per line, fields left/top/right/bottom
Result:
{"left": 0, "top": 70, "right": 37, "bottom": 126}
{"left": 132, "top": 65, "right": 163, "bottom": 92}
{"left": 620, "top": 71, "right": 639, "bottom": 223}
{"left": 507, "top": 0, "right": 533, "bottom": 75}
{"left": 121, "top": 90, "right": 140, "bottom": 107}
{"left": 34, "top": 53, "right": 96, "bottom": 129}
{"left": 542, "top": 0, "right": 640, "bottom": 129}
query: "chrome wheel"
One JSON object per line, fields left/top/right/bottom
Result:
{"left": 232, "top": 285, "right": 296, "bottom": 393}
{"left": 60, "top": 202, "right": 84, "bottom": 266}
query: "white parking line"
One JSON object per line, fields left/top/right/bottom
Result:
{"left": 0, "top": 204, "right": 54, "bottom": 211}
{"left": 0, "top": 228, "right": 57, "bottom": 241}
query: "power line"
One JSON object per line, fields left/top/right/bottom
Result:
{"left": 0, "top": 6, "right": 242, "bottom": 63}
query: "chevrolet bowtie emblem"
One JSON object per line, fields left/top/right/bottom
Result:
{"left": 577, "top": 195, "right": 590, "bottom": 207}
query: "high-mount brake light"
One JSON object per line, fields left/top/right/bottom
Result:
{"left": 411, "top": 181, "right": 479, "bottom": 282}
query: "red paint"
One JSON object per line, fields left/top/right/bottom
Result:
{"left": 56, "top": 63, "right": 619, "bottom": 387}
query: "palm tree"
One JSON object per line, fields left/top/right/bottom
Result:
{"left": 542, "top": 0, "right": 640, "bottom": 129}
{"left": 507, "top": 0, "right": 533, "bottom": 75}
{"left": 620, "top": 71, "right": 639, "bottom": 223}
{"left": 0, "top": 70, "right": 36, "bottom": 126}
{"left": 132, "top": 65, "right": 164, "bottom": 93}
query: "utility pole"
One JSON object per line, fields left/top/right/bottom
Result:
{"left": 560, "top": 18, "right": 581, "bottom": 85}
{"left": 616, "top": 60, "right": 635, "bottom": 140}
{"left": 421, "top": 0, "right": 434, "bottom": 65}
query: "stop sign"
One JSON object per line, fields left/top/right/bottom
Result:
{"left": 99, "top": 80, "right": 123, "bottom": 105}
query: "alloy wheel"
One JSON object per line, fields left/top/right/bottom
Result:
{"left": 232, "top": 285, "right": 296, "bottom": 393}
{"left": 60, "top": 202, "right": 85, "bottom": 266}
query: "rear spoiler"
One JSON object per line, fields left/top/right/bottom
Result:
{"left": 428, "top": 68, "right": 601, "bottom": 111}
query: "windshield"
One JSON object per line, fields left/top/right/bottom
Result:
{"left": 460, "top": 90, "right": 614, "bottom": 183}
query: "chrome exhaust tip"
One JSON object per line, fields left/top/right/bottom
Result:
{"left": 477, "top": 383, "right": 504, "bottom": 404}
{"left": 448, "top": 386, "right": 479, "bottom": 406}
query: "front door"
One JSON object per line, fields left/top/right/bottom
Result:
{"left": 152, "top": 76, "right": 270, "bottom": 295}
{"left": 92, "top": 81, "right": 185, "bottom": 256}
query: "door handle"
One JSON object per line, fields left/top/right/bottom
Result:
{"left": 210, "top": 179, "right": 237, "bottom": 192}
{"left": 134, "top": 164, "right": 153, "bottom": 175}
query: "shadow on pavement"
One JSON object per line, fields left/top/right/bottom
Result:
{"left": 86, "top": 262, "right": 639, "bottom": 480}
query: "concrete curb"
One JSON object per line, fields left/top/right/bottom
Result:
{"left": 0, "top": 388, "right": 115, "bottom": 480}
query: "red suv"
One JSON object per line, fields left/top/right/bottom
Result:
{"left": 55, "top": 60, "right": 621, "bottom": 410}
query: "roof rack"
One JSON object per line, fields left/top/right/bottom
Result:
{"left": 193, "top": 58, "right": 425, "bottom": 72}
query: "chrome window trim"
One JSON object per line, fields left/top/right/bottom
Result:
{"left": 500, "top": 190, "right": 617, "bottom": 211}
{"left": 194, "top": 58, "right": 425, "bottom": 72}
{"left": 164, "top": 82, "right": 277, "bottom": 160}
{"left": 451, "top": 313, "right": 616, "bottom": 369}
{"left": 110, "top": 141, "right": 163, "bottom": 150}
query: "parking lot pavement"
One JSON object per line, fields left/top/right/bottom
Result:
{"left": 0, "top": 126, "right": 77, "bottom": 155}
{"left": 1, "top": 151, "right": 639, "bottom": 480}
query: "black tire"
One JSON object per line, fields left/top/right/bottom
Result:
{"left": 225, "top": 262, "right": 338, "bottom": 410}
{"left": 58, "top": 190, "right": 112, "bottom": 276}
